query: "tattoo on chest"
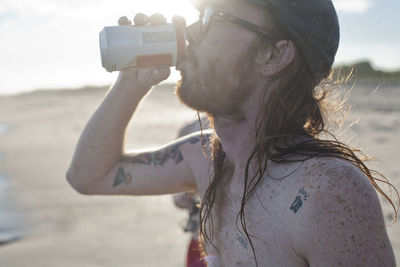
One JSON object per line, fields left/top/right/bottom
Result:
{"left": 289, "top": 186, "right": 310, "bottom": 214}
{"left": 235, "top": 233, "right": 249, "bottom": 250}
{"left": 129, "top": 136, "right": 202, "bottom": 167}
{"left": 113, "top": 167, "right": 132, "bottom": 187}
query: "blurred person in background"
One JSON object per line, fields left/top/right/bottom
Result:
{"left": 173, "top": 119, "right": 208, "bottom": 267}
{"left": 174, "top": 191, "right": 206, "bottom": 267}
{"left": 67, "top": 0, "right": 398, "bottom": 266}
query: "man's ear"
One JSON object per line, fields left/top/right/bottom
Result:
{"left": 255, "top": 40, "right": 296, "bottom": 77}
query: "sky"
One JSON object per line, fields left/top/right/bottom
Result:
{"left": 0, "top": 0, "right": 399, "bottom": 95}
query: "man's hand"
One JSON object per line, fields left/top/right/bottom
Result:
{"left": 116, "top": 13, "right": 171, "bottom": 95}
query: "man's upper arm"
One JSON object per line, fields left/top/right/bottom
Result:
{"left": 292, "top": 159, "right": 395, "bottom": 266}
{"left": 83, "top": 131, "right": 212, "bottom": 196}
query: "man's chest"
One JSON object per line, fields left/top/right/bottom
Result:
{"left": 205, "top": 181, "right": 308, "bottom": 267}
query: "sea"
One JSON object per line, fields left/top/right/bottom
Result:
{"left": 0, "top": 123, "right": 22, "bottom": 245}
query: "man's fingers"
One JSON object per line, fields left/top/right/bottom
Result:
{"left": 134, "top": 13, "right": 149, "bottom": 26}
{"left": 137, "top": 67, "right": 170, "bottom": 87}
{"left": 148, "top": 66, "right": 171, "bottom": 84}
{"left": 118, "top": 16, "right": 131, "bottom": 25}
{"left": 148, "top": 13, "right": 167, "bottom": 25}
{"left": 132, "top": 13, "right": 168, "bottom": 26}
{"left": 152, "top": 66, "right": 171, "bottom": 81}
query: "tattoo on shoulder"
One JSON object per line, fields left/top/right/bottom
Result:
{"left": 127, "top": 136, "right": 202, "bottom": 167}
{"left": 235, "top": 233, "right": 249, "bottom": 250}
{"left": 289, "top": 186, "right": 310, "bottom": 214}
{"left": 113, "top": 167, "right": 132, "bottom": 187}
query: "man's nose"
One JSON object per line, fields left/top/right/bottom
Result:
{"left": 186, "top": 21, "right": 203, "bottom": 45}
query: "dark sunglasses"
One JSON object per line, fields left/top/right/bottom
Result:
{"left": 200, "top": 6, "right": 278, "bottom": 40}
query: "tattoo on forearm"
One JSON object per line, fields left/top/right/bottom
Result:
{"left": 235, "top": 233, "right": 249, "bottom": 249}
{"left": 113, "top": 135, "right": 209, "bottom": 187}
{"left": 128, "top": 136, "right": 201, "bottom": 167}
{"left": 290, "top": 186, "right": 310, "bottom": 214}
{"left": 113, "top": 167, "right": 132, "bottom": 187}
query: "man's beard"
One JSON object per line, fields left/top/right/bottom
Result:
{"left": 176, "top": 46, "right": 256, "bottom": 119}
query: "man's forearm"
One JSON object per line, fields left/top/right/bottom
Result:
{"left": 67, "top": 73, "right": 149, "bottom": 192}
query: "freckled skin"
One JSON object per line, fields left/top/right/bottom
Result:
{"left": 195, "top": 157, "right": 395, "bottom": 267}
{"left": 286, "top": 158, "right": 395, "bottom": 267}
{"left": 197, "top": 160, "right": 309, "bottom": 266}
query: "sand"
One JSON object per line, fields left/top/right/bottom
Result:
{"left": 0, "top": 83, "right": 399, "bottom": 266}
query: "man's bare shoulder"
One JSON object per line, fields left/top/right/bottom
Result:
{"left": 288, "top": 157, "right": 395, "bottom": 266}
{"left": 298, "top": 157, "right": 379, "bottom": 200}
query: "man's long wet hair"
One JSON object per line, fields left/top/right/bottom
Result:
{"left": 197, "top": 12, "right": 399, "bottom": 267}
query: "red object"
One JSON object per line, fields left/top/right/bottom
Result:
{"left": 187, "top": 238, "right": 207, "bottom": 267}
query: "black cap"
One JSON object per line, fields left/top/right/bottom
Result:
{"left": 247, "top": 0, "right": 340, "bottom": 80}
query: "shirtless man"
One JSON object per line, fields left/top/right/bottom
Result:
{"left": 67, "top": 0, "right": 396, "bottom": 266}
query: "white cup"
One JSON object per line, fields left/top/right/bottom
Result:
{"left": 99, "top": 23, "right": 186, "bottom": 72}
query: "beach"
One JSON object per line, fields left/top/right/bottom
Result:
{"left": 0, "top": 83, "right": 399, "bottom": 266}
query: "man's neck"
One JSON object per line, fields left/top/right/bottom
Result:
{"left": 213, "top": 96, "right": 260, "bottom": 177}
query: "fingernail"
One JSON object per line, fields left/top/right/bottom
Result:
{"left": 118, "top": 16, "right": 130, "bottom": 25}
{"left": 134, "top": 13, "right": 149, "bottom": 26}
